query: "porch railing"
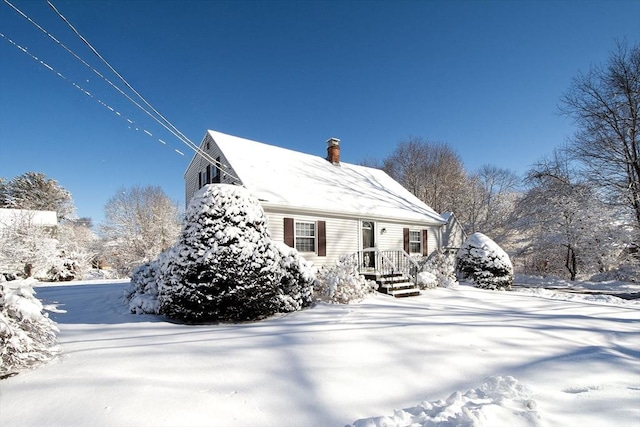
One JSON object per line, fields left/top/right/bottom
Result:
{"left": 351, "top": 248, "right": 421, "bottom": 282}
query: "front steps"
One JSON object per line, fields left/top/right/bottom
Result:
{"left": 365, "top": 273, "right": 420, "bottom": 298}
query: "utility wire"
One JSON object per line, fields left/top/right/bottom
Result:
{"left": 1, "top": 0, "right": 237, "bottom": 181}
{"left": 45, "top": 0, "right": 233, "bottom": 178}
{"left": 0, "top": 31, "right": 186, "bottom": 157}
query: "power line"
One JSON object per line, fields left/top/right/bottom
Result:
{"left": 45, "top": 0, "right": 235, "bottom": 179}
{"left": 0, "top": 31, "right": 186, "bottom": 157}
{"left": 1, "top": 0, "right": 238, "bottom": 182}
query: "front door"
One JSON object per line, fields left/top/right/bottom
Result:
{"left": 362, "top": 221, "right": 375, "bottom": 268}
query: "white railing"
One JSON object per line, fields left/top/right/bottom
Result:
{"left": 351, "top": 248, "right": 421, "bottom": 282}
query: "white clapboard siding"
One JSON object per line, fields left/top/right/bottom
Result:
{"left": 265, "top": 209, "right": 359, "bottom": 269}
{"left": 374, "top": 221, "right": 442, "bottom": 256}
{"left": 184, "top": 133, "right": 241, "bottom": 207}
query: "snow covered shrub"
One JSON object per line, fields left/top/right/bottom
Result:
{"left": 0, "top": 279, "right": 59, "bottom": 379}
{"left": 274, "top": 242, "right": 315, "bottom": 312}
{"left": 457, "top": 233, "right": 513, "bottom": 290}
{"left": 158, "top": 185, "right": 283, "bottom": 323}
{"left": 125, "top": 257, "right": 162, "bottom": 314}
{"left": 416, "top": 271, "right": 438, "bottom": 289}
{"left": 46, "top": 254, "right": 78, "bottom": 282}
{"left": 420, "top": 250, "right": 459, "bottom": 288}
{"left": 314, "top": 255, "right": 377, "bottom": 304}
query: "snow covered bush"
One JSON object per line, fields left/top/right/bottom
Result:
{"left": 457, "top": 232, "right": 513, "bottom": 290}
{"left": 274, "top": 242, "right": 315, "bottom": 312}
{"left": 420, "top": 250, "right": 459, "bottom": 288}
{"left": 0, "top": 278, "right": 59, "bottom": 379}
{"left": 314, "top": 255, "right": 377, "bottom": 304}
{"left": 125, "top": 257, "right": 162, "bottom": 315}
{"left": 46, "top": 254, "right": 78, "bottom": 282}
{"left": 158, "top": 185, "right": 283, "bottom": 323}
{"left": 416, "top": 271, "right": 438, "bottom": 289}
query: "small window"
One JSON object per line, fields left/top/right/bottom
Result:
{"left": 295, "top": 221, "right": 316, "bottom": 252}
{"left": 409, "top": 230, "right": 422, "bottom": 254}
{"left": 205, "top": 165, "right": 211, "bottom": 184}
{"left": 213, "top": 157, "right": 221, "bottom": 183}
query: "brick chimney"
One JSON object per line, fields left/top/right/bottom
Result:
{"left": 326, "top": 137, "right": 340, "bottom": 165}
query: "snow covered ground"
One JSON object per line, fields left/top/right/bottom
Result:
{"left": 1, "top": 278, "right": 639, "bottom": 427}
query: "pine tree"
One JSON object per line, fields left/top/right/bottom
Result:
{"left": 457, "top": 233, "right": 513, "bottom": 290}
{"left": 158, "top": 185, "right": 282, "bottom": 322}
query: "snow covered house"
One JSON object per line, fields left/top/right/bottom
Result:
{"left": 440, "top": 211, "right": 467, "bottom": 252}
{"left": 184, "top": 130, "right": 448, "bottom": 295}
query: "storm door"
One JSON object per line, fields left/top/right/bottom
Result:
{"left": 361, "top": 221, "right": 375, "bottom": 269}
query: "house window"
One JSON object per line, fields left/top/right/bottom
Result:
{"left": 295, "top": 221, "right": 316, "bottom": 252}
{"left": 212, "top": 157, "right": 221, "bottom": 183}
{"left": 205, "top": 165, "right": 211, "bottom": 184}
{"left": 409, "top": 230, "right": 422, "bottom": 254}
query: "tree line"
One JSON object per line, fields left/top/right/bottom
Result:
{"left": 376, "top": 41, "right": 639, "bottom": 281}
{"left": 1, "top": 41, "right": 637, "bottom": 282}
{"left": 0, "top": 172, "right": 181, "bottom": 280}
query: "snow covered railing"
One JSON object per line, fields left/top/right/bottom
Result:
{"left": 353, "top": 248, "right": 420, "bottom": 282}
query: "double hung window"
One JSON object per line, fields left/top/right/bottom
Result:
{"left": 295, "top": 221, "right": 316, "bottom": 252}
{"left": 409, "top": 230, "right": 422, "bottom": 254}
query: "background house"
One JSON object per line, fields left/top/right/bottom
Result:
{"left": 440, "top": 211, "right": 467, "bottom": 252}
{"left": 185, "top": 130, "right": 447, "bottom": 273}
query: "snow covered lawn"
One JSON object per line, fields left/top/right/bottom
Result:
{"left": 1, "top": 280, "right": 639, "bottom": 426}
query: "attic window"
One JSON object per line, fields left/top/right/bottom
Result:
{"left": 295, "top": 221, "right": 316, "bottom": 252}
{"left": 205, "top": 165, "right": 211, "bottom": 184}
{"left": 212, "top": 157, "right": 221, "bottom": 183}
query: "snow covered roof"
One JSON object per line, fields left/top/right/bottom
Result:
{"left": 0, "top": 208, "right": 57, "bottom": 229}
{"left": 208, "top": 130, "right": 446, "bottom": 225}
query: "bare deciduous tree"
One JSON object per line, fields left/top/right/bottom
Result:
{"left": 382, "top": 137, "right": 468, "bottom": 215}
{"left": 0, "top": 210, "right": 58, "bottom": 278}
{"left": 100, "top": 186, "right": 182, "bottom": 276}
{"left": 474, "top": 165, "right": 520, "bottom": 234}
{"left": 515, "top": 149, "right": 627, "bottom": 280}
{"left": 560, "top": 41, "right": 640, "bottom": 231}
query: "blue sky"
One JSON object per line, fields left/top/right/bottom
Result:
{"left": 1, "top": 0, "right": 639, "bottom": 225}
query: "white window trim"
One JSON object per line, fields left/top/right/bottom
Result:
{"left": 409, "top": 229, "right": 422, "bottom": 254}
{"left": 295, "top": 221, "right": 317, "bottom": 253}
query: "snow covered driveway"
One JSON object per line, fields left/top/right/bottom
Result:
{"left": 1, "top": 280, "right": 639, "bottom": 427}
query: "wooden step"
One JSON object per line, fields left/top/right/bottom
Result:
{"left": 389, "top": 288, "right": 421, "bottom": 297}
{"left": 378, "top": 276, "right": 411, "bottom": 285}
{"left": 377, "top": 277, "right": 420, "bottom": 298}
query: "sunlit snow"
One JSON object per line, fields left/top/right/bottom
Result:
{"left": 1, "top": 277, "right": 638, "bottom": 427}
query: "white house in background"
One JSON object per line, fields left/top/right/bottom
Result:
{"left": 184, "top": 130, "right": 448, "bottom": 296}
{"left": 440, "top": 211, "right": 467, "bottom": 252}
{"left": 0, "top": 208, "right": 57, "bottom": 233}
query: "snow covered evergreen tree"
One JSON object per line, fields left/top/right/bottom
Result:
{"left": 158, "top": 185, "right": 283, "bottom": 322}
{"left": 0, "top": 172, "right": 75, "bottom": 220}
{"left": 457, "top": 233, "right": 513, "bottom": 290}
{"left": 0, "top": 278, "right": 59, "bottom": 378}
{"left": 126, "top": 257, "right": 162, "bottom": 315}
{"left": 274, "top": 242, "right": 315, "bottom": 312}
